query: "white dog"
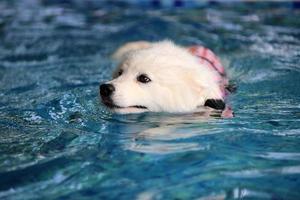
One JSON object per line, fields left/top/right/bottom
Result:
{"left": 100, "top": 40, "right": 233, "bottom": 117}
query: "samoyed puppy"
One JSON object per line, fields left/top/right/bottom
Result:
{"left": 100, "top": 40, "right": 233, "bottom": 116}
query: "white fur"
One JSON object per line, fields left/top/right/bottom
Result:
{"left": 103, "top": 40, "right": 223, "bottom": 114}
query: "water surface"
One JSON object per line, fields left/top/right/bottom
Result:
{"left": 0, "top": 1, "right": 300, "bottom": 199}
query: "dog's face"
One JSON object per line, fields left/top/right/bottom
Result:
{"left": 100, "top": 41, "right": 223, "bottom": 114}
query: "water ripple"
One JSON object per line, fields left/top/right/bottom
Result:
{"left": 0, "top": 1, "right": 300, "bottom": 199}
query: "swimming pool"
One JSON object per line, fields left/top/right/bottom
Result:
{"left": 0, "top": 1, "right": 300, "bottom": 199}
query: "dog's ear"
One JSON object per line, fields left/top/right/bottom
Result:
{"left": 112, "top": 41, "right": 152, "bottom": 62}
{"left": 204, "top": 99, "right": 225, "bottom": 110}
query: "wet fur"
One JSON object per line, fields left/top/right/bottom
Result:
{"left": 103, "top": 40, "right": 226, "bottom": 114}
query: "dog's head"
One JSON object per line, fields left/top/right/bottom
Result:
{"left": 100, "top": 41, "right": 224, "bottom": 114}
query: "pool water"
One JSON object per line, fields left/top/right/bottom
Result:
{"left": 1, "top": 1, "right": 300, "bottom": 199}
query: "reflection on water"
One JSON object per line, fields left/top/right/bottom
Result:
{"left": 0, "top": 1, "right": 300, "bottom": 199}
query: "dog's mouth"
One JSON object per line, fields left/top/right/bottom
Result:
{"left": 102, "top": 99, "right": 148, "bottom": 112}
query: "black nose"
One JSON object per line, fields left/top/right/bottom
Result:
{"left": 100, "top": 84, "right": 115, "bottom": 97}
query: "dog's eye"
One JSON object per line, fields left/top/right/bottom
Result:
{"left": 137, "top": 74, "right": 151, "bottom": 83}
{"left": 117, "top": 69, "right": 123, "bottom": 77}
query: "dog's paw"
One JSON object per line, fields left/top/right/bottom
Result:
{"left": 204, "top": 99, "right": 226, "bottom": 110}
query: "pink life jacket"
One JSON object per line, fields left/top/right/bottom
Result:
{"left": 187, "top": 45, "right": 230, "bottom": 99}
{"left": 187, "top": 45, "right": 234, "bottom": 117}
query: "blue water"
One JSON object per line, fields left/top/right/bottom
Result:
{"left": 0, "top": 1, "right": 300, "bottom": 199}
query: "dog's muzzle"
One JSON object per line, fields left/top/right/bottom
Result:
{"left": 100, "top": 84, "right": 115, "bottom": 97}
{"left": 100, "top": 83, "right": 116, "bottom": 107}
